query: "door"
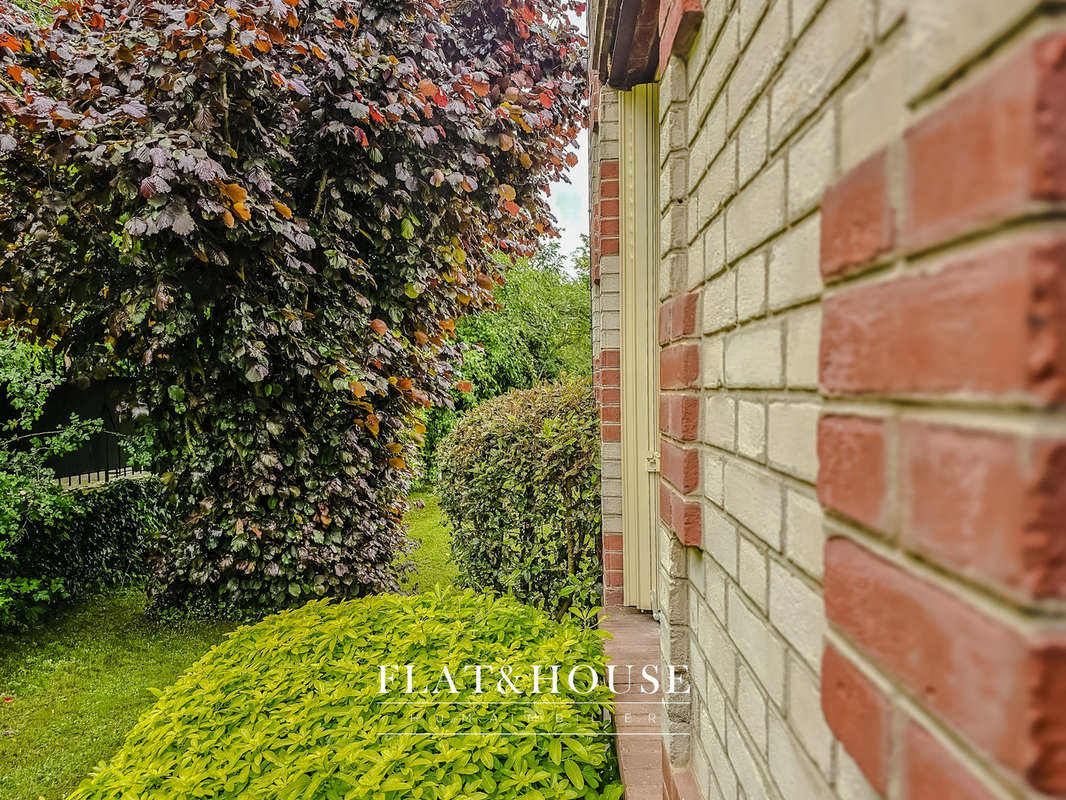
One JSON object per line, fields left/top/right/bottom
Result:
{"left": 618, "top": 83, "right": 660, "bottom": 612}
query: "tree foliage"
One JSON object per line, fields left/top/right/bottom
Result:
{"left": 421, "top": 240, "right": 590, "bottom": 475}
{"left": 0, "top": 0, "right": 586, "bottom": 612}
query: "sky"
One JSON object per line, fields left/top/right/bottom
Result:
{"left": 545, "top": 10, "right": 590, "bottom": 260}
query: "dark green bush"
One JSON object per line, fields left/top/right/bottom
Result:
{"left": 0, "top": 477, "right": 164, "bottom": 629}
{"left": 68, "top": 589, "right": 623, "bottom": 800}
{"left": 437, "top": 381, "right": 601, "bottom": 620}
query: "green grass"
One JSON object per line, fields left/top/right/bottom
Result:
{"left": 0, "top": 490, "right": 455, "bottom": 800}
{"left": 0, "top": 589, "right": 236, "bottom": 800}
{"left": 403, "top": 490, "right": 457, "bottom": 590}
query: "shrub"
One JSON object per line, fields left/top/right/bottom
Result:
{"left": 0, "top": 0, "right": 587, "bottom": 613}
{"left": 0, "top": 477, "right": 165, "bottom": 629}
{"left": 68, "top": 589, "right": 624, "bottom": 800}
{"left": 437, "top": 381, "right": 601, "bottom": 619}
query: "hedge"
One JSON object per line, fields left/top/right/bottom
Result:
{"left": 0, "top": 477, "right": 164, "bottom": 629}
{"left": 436, "top": 381, "right": 601, "bottom": 619}
{"left": 68, "top": 589, "right": 623, "bottom": 800}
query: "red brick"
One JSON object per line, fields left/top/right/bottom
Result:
{"left": 673, "top": 496, "right": 701, "bottom": 547}
{"left": 600, "top": 404, "right": 621, "bottom": 423}
{"left": 661, "top": 439, "right": 699, "bottom": 494}
{"left": 604, "top": 552, "right": 624, "bottom": 571}
{"left": 904, "top": 35, "right": 1066, "bottom": 251}
{"left": 601, "top": 179, "right": 619, "bottom": 199}
{"left": 817, "top": 415, "right": 889, "bottom": 533}
{"left": 821, "top": 150, "right": 895, "bottom": 280}
{"left": 658, "top": 304, "right": 672, "bottom": 345}
{"left": 660, "top": 344, "right": 700, "bottom": 389}
{"left": 601, "top": 217, "right": 620, "bottom": 236}
{"left": 603, "top": 533, "right": 623, "bottom": 552}
{"left": 825, "top": 536, "right": 1066, "bottom": 794}
{"left": 657, "top": 0, "right": 702, "bottom": 77}
{"left": 602, "top": 423, "right": 621, "bottom": 442}
{"left": 599, "top": 368, "right": 621, "bottom": 387}
{"left": 604, "top": 587, "right": 624, "bottom": 605}
{"left": 820, "top": 234, "right": 1066, "bottom": 404}
{"left": 821, "top": 643, "right": 892, "bottom": 794}
{"left": 902, "top": 722, "right": 998, "bottom": 800}
{"left": 602, "top": 236, "right": 619, "bottom": 256}
{"left": 600, "top": 349, "right": 621, "bottom": 368}
{"left": 660, "top": 395, "right": 700, "bottom": 441}
{"left": 600, "top": 198, "right": 619, "bottom": 218}
{"left": 670, "top": 292, "right": 699, "bottom": 340}
{"left": 601, "top": 160, "right": 620, "bottom": 180}
{"left": 601, "top": 387, "right": 621, "bottom": 404}
{"left": 902, "top": 422, "right": 1066, "bottom": 600}
{"left": 659, "top": 483, "right": 672, "bottom": 527}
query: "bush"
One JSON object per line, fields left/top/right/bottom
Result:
{"left": 437, "top": 381, "right": 601, "bottom": 620}
{"left": 68, "top": 589, "right": 623, "bottom": 800}
{"left": 0, "top": 477, "right": 165, "bottom": 629}
{"left": 0, "top": 0, "right": 587, "bottom": 614}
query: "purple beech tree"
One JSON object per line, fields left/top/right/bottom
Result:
{"left": 0, "top": 0, "right": 586, "bottom": 612}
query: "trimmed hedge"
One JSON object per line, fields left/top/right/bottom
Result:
{"left": 0, "top": 477, "right": 164, "bottom": 629}
{"left": 68, "top": 589, "right": 623, "bottom": 800}
{"left": 436, "top": 381, "right": 601, "bottom": 619}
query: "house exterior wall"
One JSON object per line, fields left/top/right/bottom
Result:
{"left": 589, "top": 2, "right": 1066, "bottom": 799}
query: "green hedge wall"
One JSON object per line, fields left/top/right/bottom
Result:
{"left": 436, "top": 381, "right": 601, "bottom": 619}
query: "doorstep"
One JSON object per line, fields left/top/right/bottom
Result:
{"left": 600, "top": 606, "right": 664, "bottom": 800}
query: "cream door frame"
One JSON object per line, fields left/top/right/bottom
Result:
{"left": 618, "top": 83, "right": 661, "bottom": 612}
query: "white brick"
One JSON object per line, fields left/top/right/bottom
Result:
{"left": 704, "top": 502, "right": 739, "bottom": 577}
{"left": 727, "top": 713, "right": 778, "bottom": 800}
{"left": 703, "top": 395, "right": 736, "bottom": 450}
{"left": 769, "top": 0, "right": 870, "bottom": 147}
{"left": 689, "top": 108, "right": 728, "bottom": 188}
{"left": 728, "top": 584, "right": 786, "bottom": 705}
{"left": 785, "top": 489, "right": 824, "bottom": 580}
{"left": 787, "top": 655, "right": 833, "bottom": 776}
{"left": 704, "top": 450, "right": 725, "bottom": 505}
{"left": 737, "top": 664, "right": 768, "bottom": 753}
{"left": 841, "top": 29, "right": 907, "bottom": 172}
{"left": 702, "top": 335, "right": 724, "bottom": 388}
{"left": 791, "top": 0, "right": 820, "bottom": 36}
{"left": 725, "top": 322, "right": 783, "bottom": 388}
{"left": 769, "top": 559, "right": 825, "bottom": 670}
{"left": 725, "top": 460, "right": 783, "bottom": 548}
{"left": 787, "top": 108, "right": 836, "bottom": 219}
{"left": 736, "top": 250, "right": 766, "bottom": 321}
{"left": 697, "top": 140, "right": 737, "bottom": 231}
{"left": 903, "top": 0, "right": 1040, "bottom": 101}
{"left": 738, "top": 400, "right": 766, "bottom": 461}
{"left": 738, "top": 535, "right": 767, "bottom": 611}
{"left": 699, "top": 607, "right": 737, "bottom": 697}
{"left": 738, "top": 96, "right": 769, "bottom": 188}
{"left": 725, "top": 159, "right": 786, "bottom": 261}
{"left": 706, "top": 723, "right": 740, "bottom": 800}
{"left": 767, "top": 402, "right": 820, "bottom": 482}
{"left": 704, "top": 556, "right": 729, "bottom": 622}
{"left": 704, "top": 214, "right": 727, "bottom": 280}
{"left": 768, "top": 713, "right": 834, "bottom": 799}
{"left": 701, "top": 658, "right": 729, "bottom": 739}
{"left": 739, "top": 0, "right": 770, "bottom": 45}
{"left": 785, "top": 304, "right": 821, "bottom": 388}
{"left": 696, "top": 12, "right": 740, "bottom": 118}
{"left": 704, "top": 269, "right": 736, "bottom": 334}
{"left": 727, "top": 0, "right": 789, "bottom": 130}
{"left": 768, "top": 212, "right": 822, "bottom": 310}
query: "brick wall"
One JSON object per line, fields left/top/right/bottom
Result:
{"left": 591, "top": 82, "right": 625, "bottom": 605}
{"left": 590, "top": 1, "right": 1066, "bottom": 799}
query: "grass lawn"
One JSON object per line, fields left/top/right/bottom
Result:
{"left": 403, "top": 490, "right": 457, "bottom": 590}
{"left": 0, "top": 490, "right": 454, "bottom": 799}
{"left": 0, "top": 589, "right": 236, "bottom": 800}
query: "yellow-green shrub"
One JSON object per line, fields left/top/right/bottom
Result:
{"left": 69, "top": 589, "right": 623, "bottom": 800}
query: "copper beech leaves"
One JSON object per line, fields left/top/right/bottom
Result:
{"left": 0, "top": 0, "right": 587, "bottom": 613}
